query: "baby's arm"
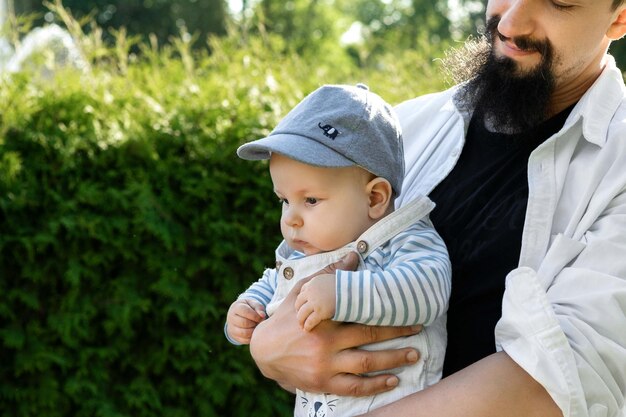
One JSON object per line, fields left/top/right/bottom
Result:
{"left": 294, "top": 219, "right": 450, "bottom": 331}
{"left": 226, "top": 299, "right": 266, "bottom": 344}
{"left": 336, "top": 219, "right": 451, "bottom": 327}
{"left": 294, "top": 274, "right": 336, "bottom": 331}
{"left": 224, "top": 267, "right": 277, "bottom": 344}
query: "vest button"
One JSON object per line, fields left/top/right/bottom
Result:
{"left": 283, "top": 267, "right": 294, "bottom": 280}
{"left": 275, "top": 261, "right": 283, "bottom": 269}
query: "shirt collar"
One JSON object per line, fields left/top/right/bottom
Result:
{"left": 565, "top": 55, "right": 626, "bottom": 147}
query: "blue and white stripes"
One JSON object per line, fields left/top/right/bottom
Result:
{"left": 335, "top": 219, "right": 451, "bottom": 326}
{"left": 236, "top": 267, "right": 280, "bottom": 306}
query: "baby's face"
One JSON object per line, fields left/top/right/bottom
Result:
{"left": 269, "top": 153, "right": 376, "bottom": 256}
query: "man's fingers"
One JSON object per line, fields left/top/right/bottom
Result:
{"left": 332, "top": 322, "right": 422, "bottom": 349}
{"left": 335, "top": 345, "right": 419, "bottom": 376}
{"left": 318, "top": 251, "right": 359, "bottom": 275}
{"left": 326, "top": 372, "right": 400, "bottom": 397}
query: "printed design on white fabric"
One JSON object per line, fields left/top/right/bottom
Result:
{"left": 301, "top": 396, "right": 338, "bottom": 417}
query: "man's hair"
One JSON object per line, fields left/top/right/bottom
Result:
{"left": 614, "top": 0, "right": 625, "bottom": 10}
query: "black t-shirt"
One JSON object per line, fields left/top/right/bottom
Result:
{"left": 429, "top": 107, "right": 573, "bottom": 376}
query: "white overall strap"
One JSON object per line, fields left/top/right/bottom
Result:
{"left": 352, "top": 195, "right": 435, "bottom": 259}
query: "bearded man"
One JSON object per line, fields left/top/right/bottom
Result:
{"left": 249, "top": 1, "right": 626, "bottom": 416}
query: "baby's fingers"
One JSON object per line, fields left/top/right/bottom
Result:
{"left": 246, "top": 299, "right": 267, "bottom": 319}
{"left": 295, "top": 300, "right": 319, "bottom": 331}
{"left": 294, "top": 291, "right": 307, "bottom": 312}
{"left": 230, "top": 313, "right": 261, "bottom": 329}
{"left": 235, "top": 302, "right": 265, "bottom": 323}
{"left": 302, "top": 312, "right": 323, "bottom": 332}
{"left": 228, "top": 326, "right": 254, "bottom": 345}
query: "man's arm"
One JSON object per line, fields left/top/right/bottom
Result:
{"left": 360, "top": 351, "right": 562, "bottom": 417}
{"left": 249, "top": 271, "right": 560, "bottom": 416}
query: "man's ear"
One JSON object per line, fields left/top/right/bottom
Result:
{"left": 608, "top": 6, "right": 626, "bottom": 40}
{"left": 366, "top": 177, "right": 393, "bottom": 220}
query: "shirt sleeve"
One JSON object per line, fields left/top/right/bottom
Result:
{"left": 236, "top": 267, "right": 278, "bottom": 307}
{"left": 495, "top": 191, "right": 626, "bottom": 417}
{"left": 334, "top": 219, "right": 451, "bottom": 326}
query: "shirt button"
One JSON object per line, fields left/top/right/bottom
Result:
{"left": 283, "top": 267, "right": 294, "bottom": 280}
{"left": 275, "top": 261, "right": 283, "bottom": 269}
{"left": 356, "top": 240, "right": 368, "bottom": 254}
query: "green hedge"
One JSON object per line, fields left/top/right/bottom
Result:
{"left": 0, "top": 29, "right": 446, "bottom": 416}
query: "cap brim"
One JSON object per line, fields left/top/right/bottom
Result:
{"left": 237, "top": 133, "right": 354, "bottom": 168}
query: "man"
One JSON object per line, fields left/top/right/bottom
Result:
{"left": 249, "top": 1, "right": 626, "bottom": 416}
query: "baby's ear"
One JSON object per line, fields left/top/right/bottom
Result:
{"left": 366, "top": 177, "right": 393, "bottom": 220}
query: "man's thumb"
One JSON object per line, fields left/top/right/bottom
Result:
{"left": 320, "top": 251, "right": 359, "bottom": 274}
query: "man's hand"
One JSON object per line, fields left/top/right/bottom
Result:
{"left": 226, "top": 298, "right": 266, "bottom": 345}
{"left": 249, "top": 252, "right": 422, "bottom": 396}
{"left": 295, "top": 273, "right": 336, "bottom": 331}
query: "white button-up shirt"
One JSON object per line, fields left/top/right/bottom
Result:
{"left": 395, "top": 56, "right": 626, "bottom": 417}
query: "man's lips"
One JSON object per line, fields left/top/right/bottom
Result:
{"left": 496, "top": 33, "right": 541, "bottom": 56}
{"left": 495, "top": 40, "right": 541, "bottom": 64}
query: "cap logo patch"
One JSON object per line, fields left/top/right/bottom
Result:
{"left": 318, "top": 123, "right": 340, "bottom": 140}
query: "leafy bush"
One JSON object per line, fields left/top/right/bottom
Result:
{"left": 0, "top": 10, "right": 447, "bottom": 417}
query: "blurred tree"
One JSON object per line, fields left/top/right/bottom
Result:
{"left": 336, "top": 0, "right": 451, "bottom": 66}
{"left": 610, "top": 41, "right": 626, "bottom": 71}
{"left": 11, "top": 1, "right": 626, "bottom": 69}
{"left": 13, "top": 0, "right": 227, "bottom": 44}
{"left": 236, "top": 0, "right": 460, "bottom": 67}
{"left": 347, "top": 0, "right": 449, "bottom": 49}
{"left": 245, "top": 0, "right": 348, "bottom": 57}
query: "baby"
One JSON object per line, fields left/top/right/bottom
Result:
{"left": 225, "top": 84, "right": 451, "bottom": 417}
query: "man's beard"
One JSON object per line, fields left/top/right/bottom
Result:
{"left": 445, "top": 17, "right": 557, "bottom": 133}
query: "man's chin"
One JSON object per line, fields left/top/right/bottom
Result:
{"left": 511, "top": 61, "right": 545, "bottom": 78}
{"left": 494, "top": 54, "right": 543, "bottom": 78}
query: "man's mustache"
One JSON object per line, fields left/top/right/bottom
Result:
{"left": 487, "top": 16, "right": 550, "bottom": 55}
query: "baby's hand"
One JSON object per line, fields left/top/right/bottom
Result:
{"left": 226, "top": 299, "right": 266, "bottom": 344}
{"left": 294, "top": 274, "right": 336, "bottom": 331}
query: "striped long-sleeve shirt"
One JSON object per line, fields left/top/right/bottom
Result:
{"left": 335, "top": 218, "right": 450, "bottom": 326}
{"left": 236, "top": 216, "right": 451, "bottom": 328}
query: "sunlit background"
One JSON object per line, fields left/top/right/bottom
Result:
{"left": 2, "top": 0, "right": 486, "bottom": 54}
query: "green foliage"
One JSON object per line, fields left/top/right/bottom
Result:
{"left": 15, "top": 0, "right": 228, "bottom": 44}
{"left": 0, "top": 6, "right": 447, "bottom": 417}
{"left": 240, "top": 0, "right": 481, "bottom": 68}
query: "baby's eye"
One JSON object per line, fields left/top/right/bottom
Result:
{"left": 279, "top": 198, "right": 289, "bottom": 205}
{"left": 305, "top": 197, "right": 318, "bottom": 205}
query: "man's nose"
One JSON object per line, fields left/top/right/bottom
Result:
{"left": 490, "top": 0, "right": 537, "bottom": 40}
